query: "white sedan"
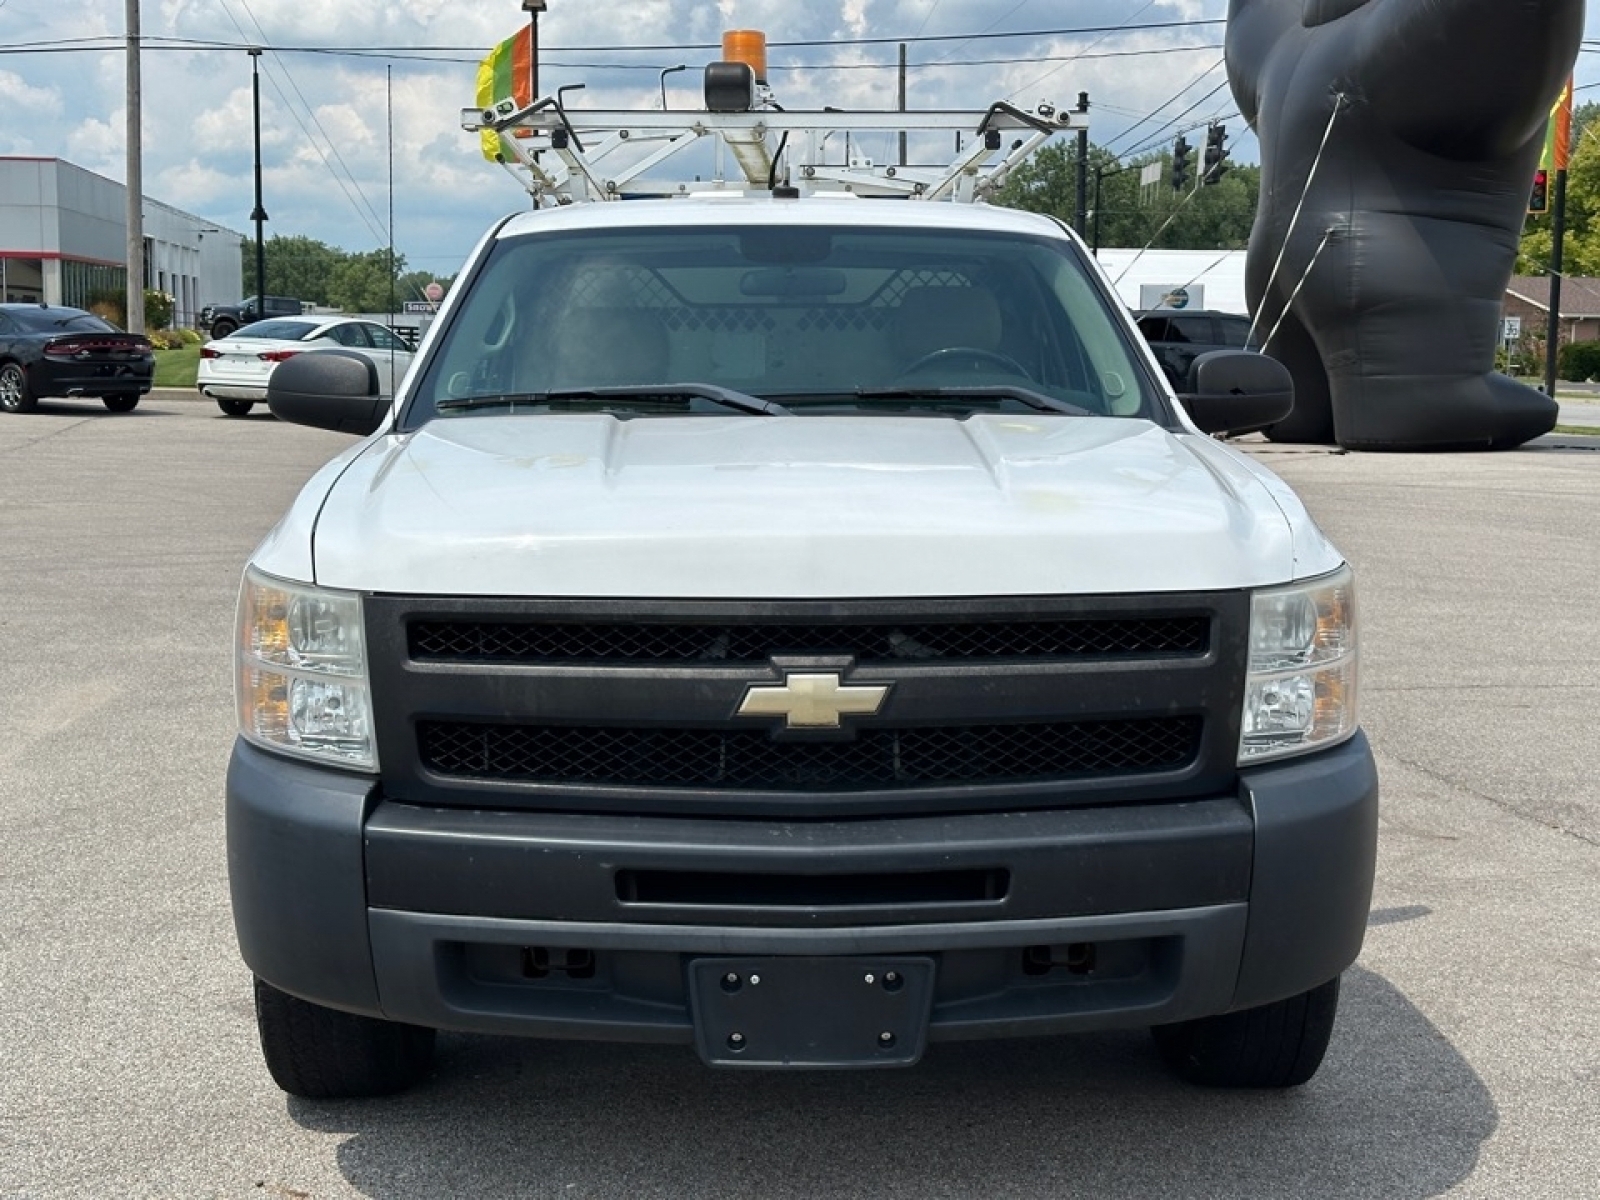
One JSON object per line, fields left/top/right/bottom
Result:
{"left": 197, "top": 316, "right": 415, "bottom": 417}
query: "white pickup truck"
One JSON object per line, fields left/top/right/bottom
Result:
{"left": 228, "top": 179, "right": 1376, "bottom": 1099}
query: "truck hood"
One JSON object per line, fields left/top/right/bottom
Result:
{"left": 282, "top": 415, "right": 1322, "bottom": 598}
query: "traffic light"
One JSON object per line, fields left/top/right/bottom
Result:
{"left": 1529, "top": 168, "right": 1550, "bottom": 214}
{"left": 1203, "top": 123, "right": 1230, "bottom": 185}
{"left": 1172, "top": 136, "right": 1192, "bottom": 191}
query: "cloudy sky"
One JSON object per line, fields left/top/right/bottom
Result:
{"left": 2, "top": 1, "right": 1597, "bottom": 273}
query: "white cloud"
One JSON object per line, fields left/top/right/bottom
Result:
{"left": 0, "top": 69, "right": 60, "bottom": 112}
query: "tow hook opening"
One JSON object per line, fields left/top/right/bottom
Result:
{"left": 521, "top": 946, "right": 597, "bottom": 980}
{"left": 1022, "top": 942, "right": 1098, "bottom": 977}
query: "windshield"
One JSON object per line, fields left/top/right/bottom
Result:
{"left": 403, "top": 223, "right": 1167, "bottom": 429}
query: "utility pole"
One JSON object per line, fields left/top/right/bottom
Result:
{"left": 124, "top": 0, "right": 144, "bottom": 332}
{"left": 249, "top": 49, "right": 268, "bottom": 316}
{"left": 898, "top": 44, "right": 907, "bottom": 167}
{"left": 1074, "top": 93, "right": 1090, "bottom": 238}
{"left": 1544, "top": 168, "right": 1569, "bottom": 400}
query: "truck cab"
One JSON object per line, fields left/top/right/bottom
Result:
{"left": 202, "top": 294, "right": 303, "bottom": 339}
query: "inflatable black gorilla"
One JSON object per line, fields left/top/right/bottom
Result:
{"left": 1226, "top": 0, "right": 1584, "bottom": 449}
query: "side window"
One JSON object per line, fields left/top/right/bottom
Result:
{"left": 330, "top": 324, "right": 372, "bottom": 348}
{"left": 1137, "top": 316, "right": 1174, "bottom": 341}
{"left": 365, "top": 324, "right": 406, "bottom": 351}
{"left": 1218, "top": 316, "right": 1255, "bottom": 348}
{"left": 1167, "top": 317, "right": 1213, "bottom": 344}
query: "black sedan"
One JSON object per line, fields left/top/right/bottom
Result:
{"left": 0, "top": 304, "right": 155, "bottom": 414}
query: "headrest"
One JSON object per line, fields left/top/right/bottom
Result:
{"left": 891, "top": 286, "right": 1003, "bottom": 361}
{"left": 547, "top": 307, "right": 670, "bottom": 388}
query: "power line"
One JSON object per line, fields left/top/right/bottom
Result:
{"left": 0, "top": 38, "right": 1225, "bottom": 72}
{"left": 1119, "top": 79, "right": 1238, "bottom": 161}
{"left": 0, "top": 20, "right": 1227, "bottom": 57}
{"left": 219, "top": 0, "right": 389, "bottom": 246}
{"left": 1104, "top": 62, "right": 1228, "bottom": 155}
{"left": 1006, "top": 0, "right": 1161, "bottom": 102}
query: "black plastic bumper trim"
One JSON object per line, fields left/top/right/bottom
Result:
{"left": 365, "top": 798, "right": 1253, "bottom": 927}
{"left": 365, "top": 906, "right": 1251, "bottom": 1041}
{"left": 226, "top": 741, "right": 381, "bottom": 1013}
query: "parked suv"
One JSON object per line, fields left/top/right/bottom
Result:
{"left": 1135, "top": 309, "right": 1259, "bottom": 390}
{"left": 231, "top": 191, "right": 1376, "bottom": 1100}
{"left": 200, "top": 295, "right": 303, "bottom": 339}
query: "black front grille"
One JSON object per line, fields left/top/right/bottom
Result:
{"left": 408, "top": 616, "right": 1208, "bottom": 665}
{"left": 418, "top": 717, "right": 1202, "bottom": 792}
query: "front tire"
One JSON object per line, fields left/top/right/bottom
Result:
{"left": 0, "top": 362, "right": 36, "bottom": 413}
{"left": 210, "top": 319, "right": 238, "bottom": 339}
{"left": 101, "top": 395, "right": 140, "bottom": 413}
{"left": 253, "top": 976, "right": 436, "bottom": 1099}
{"left": 1151, "top": 976, "right": 1340, "bottom": 1088}
{"left": 217, "top": 399, "right": 255, "bottom": 417}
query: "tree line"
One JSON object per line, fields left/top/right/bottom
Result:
{"left": 994, "top": 140, "right": 1262, "bottom": 252}
{"left": 243, "top": 235, "right": 455, "bottom": 312}
{"left": 997, "top": 119, "right": 1588, "bottom": 281}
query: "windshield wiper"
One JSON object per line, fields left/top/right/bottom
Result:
{"left": 436, "top": 383, "right": 792, "bottom": 416}
{"left": 854, "top": 385, "right": 1094, "bottom": 417}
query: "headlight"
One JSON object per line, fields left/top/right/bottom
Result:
{"left": 1239, "top": 565, "right": 1358, "bottom": 765}
{"left": 235, "top": 567, "right": 376, "bottom": 770}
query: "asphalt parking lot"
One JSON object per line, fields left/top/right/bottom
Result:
{"left": 1, "top": 394, "right": 1596, "bottom": 1199}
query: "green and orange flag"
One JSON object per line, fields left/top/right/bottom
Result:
{"left": 476, "top": 26, "right": 534, "bottom": 162}
{"left": 1541, "top": 76, "right": 1574, "bottom": 174}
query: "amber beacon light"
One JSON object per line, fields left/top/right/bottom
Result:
{"left": 722, "top": 30, "right": 768, "bottom": 83}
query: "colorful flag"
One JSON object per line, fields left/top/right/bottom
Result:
{"left": 1540, "top": 76, "right": 1574, "bottom": 174}
{"left": 475, "top": 26, "right": 534, "bottom": 162}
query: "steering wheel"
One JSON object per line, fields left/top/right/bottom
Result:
{"left": 897, "top": 346, "right": 1031, "bottom": 379}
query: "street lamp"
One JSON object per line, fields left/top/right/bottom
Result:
{"left": 248, "top": 48, "right": 268, "bottom": 315}
{"left": 659, "top": 63, "right": 688, "bottom": 110}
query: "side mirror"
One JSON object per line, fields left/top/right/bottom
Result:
{"left": 267, "top": 350, "right": 389, "bottom": 436}
{"left": 1178, "top": 350, "right": 1295, "bottom": 436}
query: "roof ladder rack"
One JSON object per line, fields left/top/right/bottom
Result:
{"left": 461, "top": 96, "right": 1083, "bottom": 207}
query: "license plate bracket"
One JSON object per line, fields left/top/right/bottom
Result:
{"left": 688, "top": 956, "right": 934, "bottom": 1068}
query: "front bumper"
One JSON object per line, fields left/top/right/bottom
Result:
{"left": 227, "top": 734, "right": 1378, "bottom": 1046}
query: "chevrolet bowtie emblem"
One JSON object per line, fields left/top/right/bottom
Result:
{"left": 736, "top": 672, "right": 890, "bottom": 729}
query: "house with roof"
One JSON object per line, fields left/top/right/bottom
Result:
{"left": 1503, "top": 274, "right": 1600, "bottom": 351}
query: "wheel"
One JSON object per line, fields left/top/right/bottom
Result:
{"left": 1150, "top": 976, "right": 1340, "bottom": 1088}
{"left": 253, "top": 976, "right": 435, "bottom": 1099}
{"left": 897, "top": 346, "right": 1031, "bottom": 379}
{"left": 101, "top": 395, "right": 140, "bottom": 413}
{"left": 210, "top": 319, "right": 238, "bottom": 339}
{"left": 217, "top": 399, "right": 255, "bottom": 417}
{"left": 0, "top": 362, "right": 36, "bottom": 413}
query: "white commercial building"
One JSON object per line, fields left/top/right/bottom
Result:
{"left": 0, "top": 156, "right": 244, "bottom": 327}
{"left": 1093, "top": 248, "right": 1250, "bottom": 315}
